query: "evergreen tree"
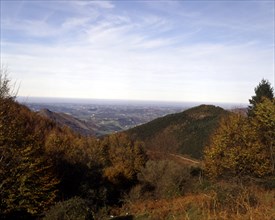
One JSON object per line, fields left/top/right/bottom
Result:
{"left": 248, "top": 79, "right": 274, "bottom": 116}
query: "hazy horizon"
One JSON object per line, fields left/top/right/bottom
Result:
{"left": 17, "top": 96, "right": 248, "bottom": 109}
{"left": 2, "top": 1, "right": 274, "bottom": 103}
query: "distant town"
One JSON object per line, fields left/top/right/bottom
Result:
{"left": 21, "top": 97, "right": 247, "bottom": 136}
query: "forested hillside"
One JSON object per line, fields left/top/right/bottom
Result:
{"left": 0, "top": 72, "right": 147, "bottom": 219}
{"left": 0, "top": 97, "right": 148, "bottom": 219}
{"left": 1, "top": 72, "right": 274, "bottom": 219}
{"left": 127, "top": 105, "right": 229, "bottom": 159}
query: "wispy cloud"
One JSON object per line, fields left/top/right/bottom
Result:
{"left": 74, "top": 0, "right": 115, "bottom": 9}
{"left": 1, "top": 0, "right": 274, "bottom": 103}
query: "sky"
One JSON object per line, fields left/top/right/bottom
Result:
{"left": 1, "top": 0, "right": 274, "bottom": 104}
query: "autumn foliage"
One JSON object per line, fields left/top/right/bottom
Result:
{"left": 0, "top": 72, "right": 147, "bottom": 218}
{"left": 0, "top": 98, "right": 59, "bottom": 217}
{"left": 1, "top": 72, "right": 274, "bottom": 219}
{"left": 204, "top": 98, "right": 275, "bottom": 179}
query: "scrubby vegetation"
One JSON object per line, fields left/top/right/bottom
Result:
{"left": 1, "top": 70, "right": 274, "bottom": 219}
{"left": 115, "top": 182, "right": 274, "bottom": 220}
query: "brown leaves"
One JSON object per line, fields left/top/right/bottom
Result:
{"left": 0, "top": 99, "right": 59, "bottom": 216}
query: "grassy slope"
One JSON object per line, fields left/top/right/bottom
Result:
{"left": 113, "top": 187, "right": 275, "bottom": 220}
{"left": 127, "top": 105, "right": 229, "bottom": 159}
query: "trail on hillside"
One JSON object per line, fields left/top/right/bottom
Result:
{"left": 147, "top": 150, "right": 201, "bottom": 166}
{"left": 169, "top": 153, "right": 200, "bottom": 165}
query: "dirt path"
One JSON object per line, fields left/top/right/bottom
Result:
{"left": 169, "top": 153, "right": 200, "bottom": 165}
{"left": 147, "top": 150, "right": 201, "bottom": 166}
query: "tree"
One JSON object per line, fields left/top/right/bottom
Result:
{"left": 102, "top": 134, "right": 147, "bottom": 186}
{"left": 45, "top": 129, "right": 102, "bottom": 200}
{"left": 204, "top": 111, "right": 273, "bottom": 179}
{"left": 0, "top": 95, "right": 59, "bottom": 217}
{"left": 252, "top": 98, "right": 275, "bottom": 175}
{"left": 248, "top": 79, "right": 274, "bottom": 116}
{"left": 0, "top": 66, "right": 17, "bottom": 99}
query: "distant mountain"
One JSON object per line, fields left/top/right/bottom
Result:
{"left": 38, "top": 109, "right": 95, "bottom": 136}
{"left": 229, "top": 107, "right": 247, "bottom": 115}
{"left": 127, "top": 105, "right": 230, "bottom": 159}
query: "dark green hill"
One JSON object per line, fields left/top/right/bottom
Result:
{"left": 127, "top": 105, "right": 230, "bottom": 159}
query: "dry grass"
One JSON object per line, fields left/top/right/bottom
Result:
{"left": 111, "top": 186, "right": 275, "bottom": 220}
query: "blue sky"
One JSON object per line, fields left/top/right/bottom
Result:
{"left": 1, "top": 0, "right": 274, "bottom": 104}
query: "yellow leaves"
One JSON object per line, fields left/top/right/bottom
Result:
{"left": 102, "top": 133, "right": 147, "bottom": 185}
{"left": 253, "top": 98, "right": 275, "bottom": 131}
{"left": 0, "top": 99, "right": 59, "bottom": 216}
{"left": 1, "top": 144, "right": 59, "bottom": 215}
{"left": 204, "top": 108, "right": 274, "bottom": 179}
{"left": 104, "top": 165, "right": 132, "bottom": 184}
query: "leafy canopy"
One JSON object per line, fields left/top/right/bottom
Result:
{"left": 0, "top": 98, "right": 59, "bottom": 216}
{"left": 204, "top": 98, "right": 275, "bottom": 179}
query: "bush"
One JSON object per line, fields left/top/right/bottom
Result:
{"left": 128, "top": 160, "right": 191, "bottom": 200}
{"left": 199, "top": 182, "right": 259, "bottom": 215}
{"left": 43, "top": 197, "right": 93, "bottom": 220}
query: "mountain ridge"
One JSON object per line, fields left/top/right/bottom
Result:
{"left": 37, "top": 108, "right": 95, "bottom": 136}
{"left": 127, "top": 105, "right": 230, "bottom": 159}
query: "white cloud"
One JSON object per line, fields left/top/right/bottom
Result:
{"left": 3, "top": 34, "right": 273, "bottom": 103}
{"left": 1, "top": 1, "right": 274, "bottom": 103}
